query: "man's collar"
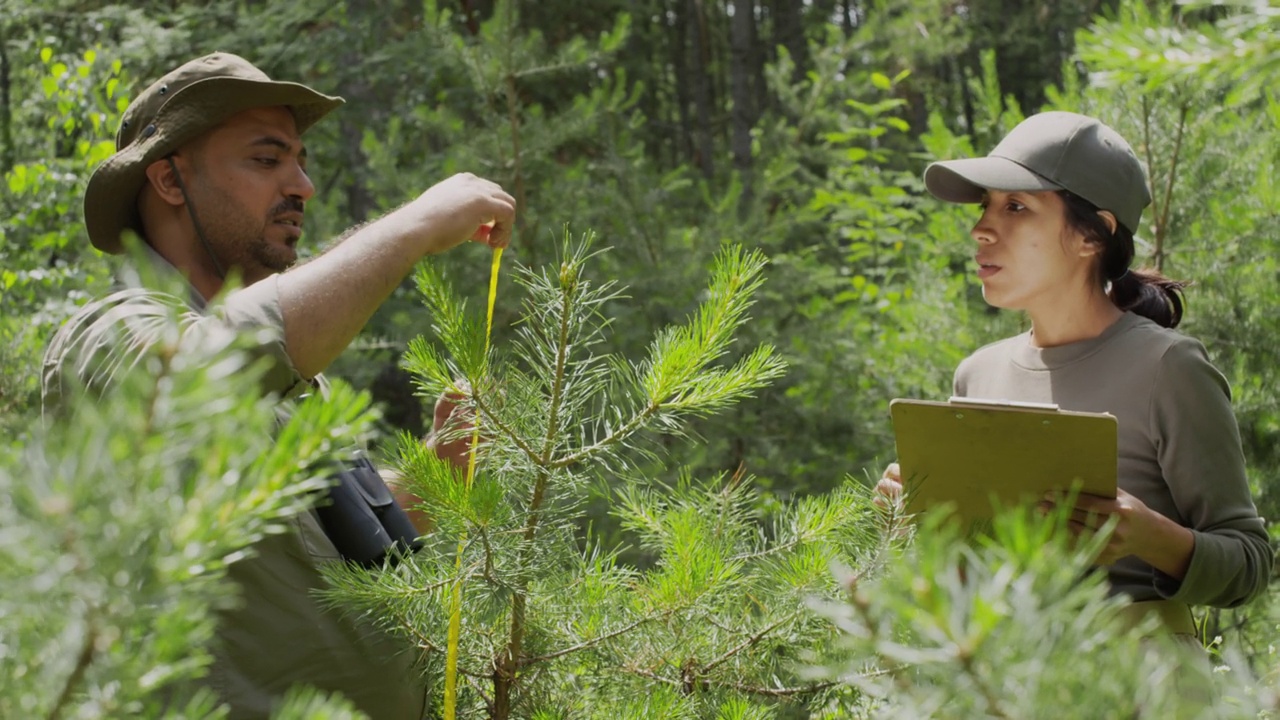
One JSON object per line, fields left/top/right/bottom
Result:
{"left": 116, "top": 241, "right": 210, "bottom": 311}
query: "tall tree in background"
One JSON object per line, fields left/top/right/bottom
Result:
{"left": 729, "top": 0, "right": 758, "bottom": 207}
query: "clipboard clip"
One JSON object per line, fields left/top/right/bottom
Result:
{"left": 947, "top": 396, "right": 1061, "bottom": 411}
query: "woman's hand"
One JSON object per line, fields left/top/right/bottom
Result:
{"left": 1042, "top": 488, "right": 1194, "bottom": 578}
{"left": 875, "top": 462, "right": 905, "bottom": 508}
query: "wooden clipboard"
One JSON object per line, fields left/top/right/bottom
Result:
{"left": 889, "top": 397, "right": 1118, "bottom": 525}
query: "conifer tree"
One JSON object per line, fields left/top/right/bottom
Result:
{"left": 318, "top": 234, "right": 892, "bottom": 718}
{"left": 0, "top": 304, "right": 373, "bottom": 718}
{"left": 810, "top": 505, "right": 1279, "bottom": 719}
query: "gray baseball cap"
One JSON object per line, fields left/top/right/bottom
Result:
{"left": 923, "top": 111, "right": 1152, "bottom": 233}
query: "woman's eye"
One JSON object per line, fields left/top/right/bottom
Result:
{"left": 1006, "top": 201, "right": 1025, "bottom": 212}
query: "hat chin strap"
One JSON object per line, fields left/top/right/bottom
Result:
{"left": 166, "top": 156, "right": 226, "bottom": 281}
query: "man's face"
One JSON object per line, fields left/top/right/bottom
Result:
{"left": 178, "top": 106, "right": 314, "bottom": 283}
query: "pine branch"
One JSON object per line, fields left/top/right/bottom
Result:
{"left": 699, "top": 610, "right": 803, "bottom": 675}
{"left": 520, "top": 611, "right": 670, "bottom": 667}
{"left": 620, "top": 666, "right": 680, "bottom": 688}
{"left": 466, "top": 674, "right": 495, "bottom": 715}
{"left": 472, "top": 390, "right": 542, "bottom": 464}
{"left": 620, "top": 665, "right": 838, "bottom": 699}
{"left": 715, "top": 679, "right": 840, "bottom": 698}
{"left": 46, "top": 618, "right": 96, "bottom": 720}
{"left": 547, "top": 399, "right": 660, "bottom": 470}
{"left": 732, "top": 537, "right": 804, "bottom": 564}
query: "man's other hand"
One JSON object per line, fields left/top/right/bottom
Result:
{"left": 425, "top": 388, "right": 475, "bottom": 470}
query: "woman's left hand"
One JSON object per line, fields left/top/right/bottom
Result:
{"left": 1042, "top": 489, "right": 1161, "bottom": 566}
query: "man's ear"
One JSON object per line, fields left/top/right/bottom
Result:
{"left": 142, "top": 156, "right": 188, "bottom": 207}
{"left": 1096, "top": 210, "right": 1118, "bottom": 236}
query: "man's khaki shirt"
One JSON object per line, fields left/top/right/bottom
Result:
{"left": 42, "top": 263, "right": 427, "bottom": 719}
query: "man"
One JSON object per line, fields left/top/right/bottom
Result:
{"left": 42, "top": 52, "right": 513, "bottom": 719}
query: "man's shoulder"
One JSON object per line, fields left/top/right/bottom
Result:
{"left": 69, "top": 285, "right": 190, "bottom": 318}
{"left": 45, "top": 287, "right": 192, "bottom": 361}
{"left": 42, "top": 286, "right": 196, "bottom": 412}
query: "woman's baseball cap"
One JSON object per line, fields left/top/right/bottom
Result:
{"left": 923, "top": 111, "right": 1152, "bottom": 234}
{"left": 84, "top": 52, "right": 344, "bottom": 253}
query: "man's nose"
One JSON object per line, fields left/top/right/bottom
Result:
{"left": 285, "top": 161, "right": 315, "bottom": 201}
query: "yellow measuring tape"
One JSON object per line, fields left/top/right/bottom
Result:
{"left": 443, "top": 246, "right": 503, "bottom": 720}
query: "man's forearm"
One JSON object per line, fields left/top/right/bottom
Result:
{"left": 268, "top": 173, "right": 515, "bottom": 379}
{"left": 278, "top": 208, "right": 430, "bottom": 378}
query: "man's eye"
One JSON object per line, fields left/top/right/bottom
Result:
{"left": 1006, "top": 202, "right": 1025, "bottom": 212}
{"left": 255, "top": 157, "right": 279, "bottom": 167}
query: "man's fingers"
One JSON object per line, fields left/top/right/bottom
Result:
{"left": 486, "top": 220, "right": 512, "bottom": 248}
{"left": 469, "top": 194, "right": 515, "bottom": 249}
{"left": 432, "top": 388, "right": 474, "bottom": 431}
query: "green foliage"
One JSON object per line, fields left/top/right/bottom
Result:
{"left": 0, "top": 310, "right": 375, "bottom": 718}
{"left": 4, "top": 1, "right": 1280, "bottom": 717}
{"left": 1061, "top": 0, "right": 1280, "bottom": 660}
{"left": 317, "top": 235, "right": 893, "bottom": 718}
{"left": 810, "top": 505, "right": 1279, "bottom": 718}
{"left": 1, "top": 46, "right": 120, "bottom": 439}
{"left": 1080, "top": 0, "right": 1280, "bottom": 105}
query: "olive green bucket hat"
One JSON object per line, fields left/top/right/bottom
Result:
{"left": 923, "top": 111, "right": 1152, "bottom": 234}
{"left": 84, "top": 52, "right": 344, "bottom": 253}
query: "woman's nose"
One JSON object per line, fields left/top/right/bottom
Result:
{"left": 970, "top": 215, "right": 995, "bottom": 244}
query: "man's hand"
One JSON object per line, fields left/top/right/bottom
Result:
{"left": 425, "top": 388, "right": 475, "bottom": 470}
{"left": 275, "top": 172, "right": 513, "bottom": 381}
{"left": 410, "top": 173, "right": 515, "bottom": 254}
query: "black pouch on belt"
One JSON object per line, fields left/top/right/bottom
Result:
{"left": 314, "top": 455, "right": 422, "bottom": 567}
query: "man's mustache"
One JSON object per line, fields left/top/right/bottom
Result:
{"left": 270, "top": 197, "right": 306, "bottom": 218}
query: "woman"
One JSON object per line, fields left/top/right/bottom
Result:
{"left": 879, "top": 111, "right": 1271, "bottom": 630}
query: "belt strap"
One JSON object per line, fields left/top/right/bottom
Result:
{"left": 1118, "top": 600, "right": 1197, "bottom": 636}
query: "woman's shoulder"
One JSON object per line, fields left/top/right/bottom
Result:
{"left": 1114, "top": 313, "right": 1211, "bottom": 365}
{"left": 955, "top": 332, "right": 1027, "bottom": 378}
{"left": 1112, "top": 314, "right": 1230, "bottom": 405}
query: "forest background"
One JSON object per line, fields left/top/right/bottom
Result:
{"left": 2, "top": 0, "right": 1278, "bottom": 717}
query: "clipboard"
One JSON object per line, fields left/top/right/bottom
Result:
{"left": 889, "top": 397, "right": 1118, "bottom": 526}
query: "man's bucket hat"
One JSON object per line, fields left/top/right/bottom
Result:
{"left": 923, "top": 111, "right": 1152, "bottom": 234}
{"left": 84, "top": 52, "right": 344, "bottom": 253}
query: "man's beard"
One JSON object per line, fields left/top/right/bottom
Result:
{"left": 188, "top": 183, "right": 300, "bottom": 281}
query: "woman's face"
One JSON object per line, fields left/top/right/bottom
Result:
{"left": 969, "top": 189, "right": 1098, "bottom": 312}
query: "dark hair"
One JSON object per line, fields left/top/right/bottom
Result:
{"left": 1058, "top": 190, "right": 1188, "bottom": 329}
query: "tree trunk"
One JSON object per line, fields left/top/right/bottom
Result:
{"left": 750, "top": 0, "right": 768, "bottom": 116}
{"left": 671, "top": 0, "right": 695, "bottom": 167}
{"left": 729, "top": 0, "right": 755, "bottom": 208}
{"left": 688, "top": 0, "right": 715, "bottom": 177}
{"left": 337, "top": 0, "right": 375, "bottom": 224}
{"left": 772, "top": 0, "right": 808, "bottom": 84}
{"left": 0, "top": 21, "right": 13, "bottom": 174}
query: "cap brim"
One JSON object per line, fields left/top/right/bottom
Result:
{"left": 923, "top": 156, "right": 1061, "bottom": 205}
{"left": 85, "top": 78, "right": 343, "bottom": 254}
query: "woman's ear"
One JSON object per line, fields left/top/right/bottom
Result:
{"left": 1096, "top": 210, "right": 1118, "bottom": 236}
{"left": 143, "top": 156, "right": 188, "bottom": 207}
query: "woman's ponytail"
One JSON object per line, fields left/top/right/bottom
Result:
{"left": 1107, "top": 268, "right": 1187, "bottom": 329}
{"left": 1059, "top": 190, "right": 1189, "bottom": 329}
